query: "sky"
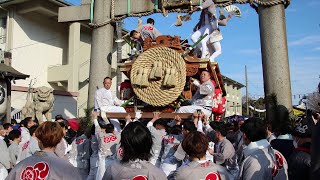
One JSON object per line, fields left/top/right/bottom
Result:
{"left": 66, "top": 0, "right": 320, "bottom": 105}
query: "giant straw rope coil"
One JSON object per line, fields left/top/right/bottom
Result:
{"left": 130, "top": 46, "right": 186, "bottom": 106}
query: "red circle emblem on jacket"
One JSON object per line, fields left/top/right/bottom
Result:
{"left": 132, "top": 175, "right": 148, "bottom": 180}
{"left": 20, "top": 162, "right": 50, "bottom": 180}
{"left": 205, "top": 172, "right": 221, "bottom": 180}
{"left": 272, "top": 152, "right": 285, "bottom": 177}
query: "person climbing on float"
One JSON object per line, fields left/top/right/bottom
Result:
{"left": 189, "top": 0, "right": 233, "bottom": 62}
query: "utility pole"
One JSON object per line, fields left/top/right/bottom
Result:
{"left": 258, "top": 1, "right": 292, "bottom": 125}
{"left": 245, "top": 65, "right": 249, "bottom": 116}
{"left": 87, "top": 0, "right": 114, "bottom": 109}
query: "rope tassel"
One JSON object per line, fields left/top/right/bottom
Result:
{"left": 134, "top": 68, "right": 143, "bottom": 86}
{"left": 154, "top": 60, "right": 163, "bottom": 79}
{"left": 141, "top": 68, "right": 149, "bottom": 87}
{"left": 167, "top": 68, "right": 176, "bottom": 88}
{"left": 149, "top": 61, "right": 157, "bottom": 80}
{"left": 163, "top": 68, "right": 171, "bottom": 87}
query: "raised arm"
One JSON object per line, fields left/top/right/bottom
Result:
{"left": 92, "top": 112, "right": 109, "bottom": 137}
{"left": 147, "top": 112, "right": 161, "bottom": 127}
{"left": 218, "top": 13, "right": 232, "bottom": 26}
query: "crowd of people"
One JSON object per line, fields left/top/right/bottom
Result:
{"left": 1, "top": 74, "right": 319, "bottom": 180}
{"left": 1, "top": 70, "right": 318, "bottom": 180}
{"left": 1, "top": 107, "right": 319, "bottom": 179}
{"left": 0, "top": 0, "right": 317, "bottom": 179}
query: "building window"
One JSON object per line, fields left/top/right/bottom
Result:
{"left": 0, "top": 16, "right": 7, "bottom": 44}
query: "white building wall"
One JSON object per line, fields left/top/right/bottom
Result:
{"left": 10, "top": 12, "right": 68, "bottom": 88}
{"left": 8, "top": 11, "right": 78, "bottom": 118}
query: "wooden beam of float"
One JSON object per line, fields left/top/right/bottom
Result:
{"left": 58, "top": 0, "right": 230, "bottom": 22}
{"left": 105, "top": 112, "right": 193, "bottom": 119}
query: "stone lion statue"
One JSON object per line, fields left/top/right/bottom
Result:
{"left": 21, "top": 86, "right": 54, "bottom": 124}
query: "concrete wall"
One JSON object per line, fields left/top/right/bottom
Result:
{"left": 7, "top": 9, "right": 79, "bottom": 118}
{"left": 2, "top": 2, "right": 131, "bottom": 118}
{"left": 11, "top": 11, "right": 68, "bottom": 88}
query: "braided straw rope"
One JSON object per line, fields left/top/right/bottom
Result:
{"left": 88, "top": 0, "right": 290, "bottom": 28}
{"left": 130, "top": 46, "right": 186, "bottom": 106}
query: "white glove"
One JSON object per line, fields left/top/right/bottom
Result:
{"left": 193, "top": 79, "right": 200, "bottom": 87}
{"left": 209, "top": 142, "right": 215, "bottom": 151}
{"left": 134, "top": 111, "right": 142, "bottom": 121}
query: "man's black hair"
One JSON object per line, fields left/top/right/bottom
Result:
{"left": 130, "top": 30, "right": 138, "bottom": 37}
{"left": 168, "top": 125, "right": 182, "bottom": 135}
{"left": 240, "top": 117, "right": 267, "bottom": 142}
{"left": 120, "top": 121, "right": 153, "bottom": 163}
{"left": 55, "top": 114, "right": 64, "bottom": 121}
{"left": 147, "top": 18, "right": 155, "bottom": 25}
{"left": 58, "top": 121, "right": 66, "bottom": 129}
{"left": 153, "top": 119, "right": 167, "bottom": 128}
{"left": 11, "top": 119, "right": 17, "bottom": 125}
{"left": 182, "top": 120, "right": 196, "bottom": 132}
{"left": 22, "top": 117, "right": 33, "bottom": 128}
{"left": 8, "top": 129, "right": 21, "bottom": 141}
{"left": 104, "top": 77, "right": 112, "bottom": 81}
{"left": 201, "top": 69, "right": 210, "bottom": 74}
{"left": 105, "top": 123, "right": 115, "bottom": 133}
{"left": 29, "top": 125, "right": 38, "bottom": 136}
{"left": 56, "top": 117, "right": 69, "bottom": 128}
{"left": 210, "top": 121, "right": 227, "bottom": 137}
{"left": 3, "top": 123, "right": 12, "bottom": 130}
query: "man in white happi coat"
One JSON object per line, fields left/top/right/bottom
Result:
{"left": 238, "top": 117, "right": 288, "bottom": 180}
{"left": 94, "top": 77, "right": 126, "bottom": 132}
{"left": 0, "top": 125, "right": 10, "bottom": 179}
{"left": 177, "top": 70, "right": 215, "bottom": 117}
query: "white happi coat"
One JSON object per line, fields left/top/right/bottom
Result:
{"left": 136, "top": 23, "right": 162, "bottom": 40}
{"left": 87, "top": 135, "right": 99, "bottom": 180}
{"left": 94, "top": 87, "right": 126, "bottom": 132}
{"left": 173, "top": 160, "right": 230, "bottom": 180}
{"left": 177, "top": 79, "right": 215, "bottom": 117}
{"left": 103, "top": 160, "right": 167, "bottom": 180}
{"left": 17, "top": 137, "right": 40, "bottom": 163}
{"left": 160, "top": 134, "right": 183, "bottom": 176}
{"left": 147, "top": 122, "right": 167, "bottom": 167}
{"left": 0, "top": 138, "right": 10, "bottom": 179}
{"left": 94, "top": 88, "right": 124, "bottom": 111}
{"left": 6, "top": 151, "right": 82, "bottom": 180}
{"left": 8, "top": 142, "right": 19, "bottom": 166}
{"left": 20, "top": 127, "right": 31, "bottom": 145}
{"left": 94, "top": 119, "right": 120, "bottom": 180}
{"left": 55, "top": 138, "right": 69, "bottom": 159}
{"left": 238, "top": 139, "right": 288, "bottom": 180}
{"left": 68, "top": 134, "right": 91, "bottom": 179}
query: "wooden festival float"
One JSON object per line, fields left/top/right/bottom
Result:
{"left": 109, "top": 35, "right": 227, "bottom": 120}
{"left": 106, "top": 0, "right": 234, "bottom": 120}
